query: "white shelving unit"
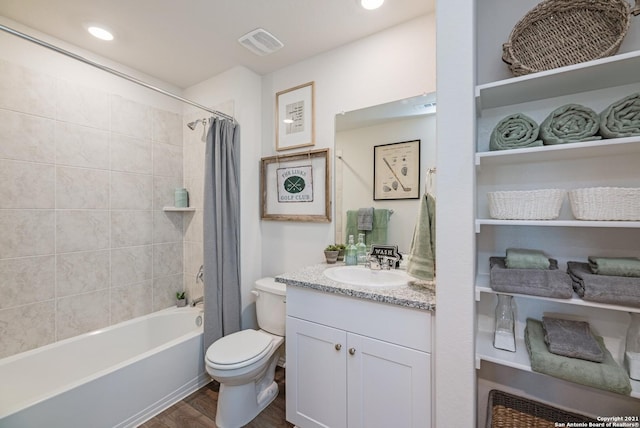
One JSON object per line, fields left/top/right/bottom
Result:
{"left": 473, "top": 6, "right": 640, "bottom": 417}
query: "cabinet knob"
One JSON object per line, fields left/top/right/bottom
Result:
{"left": 335, "top": 343, "right": 342, "bottom": 351}
{"left": 348, "top": 347, "right": 356, "bottom": 355}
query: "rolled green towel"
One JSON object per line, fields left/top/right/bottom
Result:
{"left": 600, "top": 93, "right": 640, "bottom": 139}
{"left": 588, "top": 256, "right": 640, "bottom": 277}
{"left": 540, "top": 104, "right": 601, "bottom": 145}
{"left": 525, "top": 319, "right": 631, "bottom": 395}
{"left": 505, "top": 248, "right": 550, "bottom": 270}
{"left": 489, "top": 113, "right": 543, "bottom": 151}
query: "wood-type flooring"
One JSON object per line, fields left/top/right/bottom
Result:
{"left": 140, "top": 367, "right": 294, "bottom": 428}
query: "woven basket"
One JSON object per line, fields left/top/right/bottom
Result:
{"left": 502, "top": 0, "right": 640, "bottom": 76}
{"left": 488, "top": 189, "right": 565, "bottom": 220}
{"left": 486, "top": 390, "right": 595, "bottom": 428}
{"left": 569, "top": 187, "right": 640, "bottom": 220}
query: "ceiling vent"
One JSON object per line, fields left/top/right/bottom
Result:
{"left": 238, "top": 28, "right": 284, "bottom": 56}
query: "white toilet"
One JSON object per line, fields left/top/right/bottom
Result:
{"left": 204, "top": 277, "right": 286, "bottom": 428}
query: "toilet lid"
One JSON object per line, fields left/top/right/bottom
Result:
{"left": 206, "top": 330, "right": 273, "bottom": 368}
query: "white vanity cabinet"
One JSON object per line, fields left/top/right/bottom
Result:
{"left": 286, "top": 286, "right": 432, "bottom": 428}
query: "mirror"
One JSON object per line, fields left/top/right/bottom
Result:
{"left": 334, "top": 92, "right": 436, "bottom": 254}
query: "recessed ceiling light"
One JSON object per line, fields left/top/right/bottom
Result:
{"left": 360, "top": 0, "right": 384, "bottom": 10}
{"left": 87, "top": 26, "right": 114, "bottom": 41}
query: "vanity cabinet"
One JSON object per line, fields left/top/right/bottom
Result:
{"left": 471, "top": 0, "right": 640, "bottom": 418}
{"left": 286, "top": 286, "right": 432, "bottom": 428}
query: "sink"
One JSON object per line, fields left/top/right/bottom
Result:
{"left": 323, "top": 266, "right": 412, "bottom": 287}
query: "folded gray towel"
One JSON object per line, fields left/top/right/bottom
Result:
{"left": 567, "top": 261, "right": 640, "bottom": 308}
{"left": 357, "top": 207, "right": 373, "bottom": 231}
{"left": 542, "top": 316, "right": 604, "bottom": 362}
{"left": 489, "top": 257, "right": 573, "bottom": 298}
{"left": 600, "top": 92, "right": 640, "bottom": 139}
{"left": 489, "top": 113, "right": 543, "bottom": 151}
{"left": 539, "top": 103, "right": 601, "bottom": 145}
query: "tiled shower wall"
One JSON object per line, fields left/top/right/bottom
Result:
{"left": 0, "top": 59, "right": 185, "bottom": 359}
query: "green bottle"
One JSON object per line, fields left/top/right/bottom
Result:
{"left": 345, "top": 235, "right": 357, "bottom": 266}
{"left": 356, "top": 233, "right": 368, "bottom": 265}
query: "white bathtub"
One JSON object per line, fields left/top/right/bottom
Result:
{"left": 0, "top": 306, "right": 209, "bottom": 428}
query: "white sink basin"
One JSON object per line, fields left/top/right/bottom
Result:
{"left": 323, "top": 266, "right": 412, "bottom": 288}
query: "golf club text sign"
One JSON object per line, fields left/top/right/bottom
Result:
{"left": 373, "top": 139, "right": 420, "bottom": 200}
{"left": 277, "top": 165, "right": 313, "bottom": 202}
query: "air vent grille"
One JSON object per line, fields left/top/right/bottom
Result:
{"left": 238, "top": 28, "right": 284, "bottom": 56}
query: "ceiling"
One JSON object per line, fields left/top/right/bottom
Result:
{"left": 0, "top": 0, "right": 435, "bottom": 89}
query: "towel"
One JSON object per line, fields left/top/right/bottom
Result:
{"left": 346, "top": 209, "right": 390, "bottom": 246}
{"left": 505, "top": 248, "right": 550, "bottom": 270}
{"left": 407, "top": 193, "right": 436, "bottom": 281}
{"left": 600, "top": 93, "right": 640, "bottom": 139}
{"left": 588, "top": 256, "right": 640, "bottom": 278}
{"left": 567, "top": 261, "right": 640, "bottom": 307}
{"left": 525, "top": 319, "right": 631, "bottom": 395}
{"left": 539, "top": 104, "right": 601, "bottom": 145}
{"left": 357, "top": 207, "right": 374, "bottom": 231}
{"left": 489, "top": 113, "right": 543, "bottom": 151}
{"left": 489, "top": 257, "right": 573, "bottom": 298}
{"left": 541, "top": 316, "right": 604, "bottom": 362}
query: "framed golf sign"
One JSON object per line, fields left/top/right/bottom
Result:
{"left": 260, "top": 148, "right": 331, "bottom": 222}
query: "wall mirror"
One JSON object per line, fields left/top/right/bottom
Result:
{"left": 334, "top": 92, "right": 436, "bottom": 254}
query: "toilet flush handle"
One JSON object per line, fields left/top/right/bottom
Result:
{"left": 251, "top": 290, "right": 259, "bottom": 297}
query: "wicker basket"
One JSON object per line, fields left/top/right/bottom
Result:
{"left": 502, "top": 0, "right": 640, "bottom": 76}
{"left": 569, "top": 187, "right": 640, "bottom": 220}
{"left": 486, "top": 390, "right": 595, "bottom": 428}
{"left": 488, "top": 189, "right": 565, "bottom": 220}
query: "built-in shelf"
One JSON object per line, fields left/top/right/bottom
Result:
{"left": 162, "top": 206, "right": 195, "bottom": 212}
{"left": 475, "top": 276, "right": 640, "bottom": 314}
{"left": 475, "top": 50, "right": 640, "bottom": 110}
{"left": 475, "top": 137, "right": 640, "bottom": 168}
{"left": 475, "top": 219, "right": 640, "bottom": 232}
{"left": 476, "top": 330, "right": 640, "bottom": 398}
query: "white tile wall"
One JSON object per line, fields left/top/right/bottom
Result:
{"left": 0, "top": 59, "right": 186, "bottom": 359}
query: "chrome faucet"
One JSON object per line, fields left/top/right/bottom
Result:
{"left": 365, "top": 252, "right": 399, "bottom": 270}
{"left": 191, "top": 296, "right": 204, "bottom": 307}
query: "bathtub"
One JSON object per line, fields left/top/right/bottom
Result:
{"left": 0, "top": 306, "right": 209, "bottom": 428}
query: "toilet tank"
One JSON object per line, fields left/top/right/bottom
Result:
{"left": 254, "top": 278, "right": 286, "bottom": 336}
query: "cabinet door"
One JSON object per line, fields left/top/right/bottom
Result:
{"left": 347, "top": 333, "right": 431, "bottom": 428}
{"left": 286, "top": 316, "right": 348, "bottom": 428}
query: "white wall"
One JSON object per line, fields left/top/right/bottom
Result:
{"left": 260, "top": 14, "right": 436, "bottom": 277}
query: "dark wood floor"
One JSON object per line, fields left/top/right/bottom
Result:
{"left": 140, "top": 367, "right": 294, "bottom": 428}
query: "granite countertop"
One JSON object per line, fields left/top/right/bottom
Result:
{"left": 275, "top": 263, "right": 436, "bottom": 311}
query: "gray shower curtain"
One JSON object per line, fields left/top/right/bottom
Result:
{"left": 203, "top": 117, "right": 241, "bottom": 350}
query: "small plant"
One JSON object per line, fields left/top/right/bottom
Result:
{"left": 325, "top": 244, "right": 340, "bottom": 252}
{"left": 335, "top": 244, "right": 346, "bottom": 250}
{"left": 176, "top": 291, "right": 186, "bottom": 300}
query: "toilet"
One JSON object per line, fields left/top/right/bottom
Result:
{"left": 204, "top": 277, "right": 286, "bottom": 428}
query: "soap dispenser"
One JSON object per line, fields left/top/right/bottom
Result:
{"left": 345, "top": 235, "right": 357, "bottom": 266}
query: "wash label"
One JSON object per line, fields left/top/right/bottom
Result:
{"left": 369, "top": 245, "right": 401, "bottom": 267}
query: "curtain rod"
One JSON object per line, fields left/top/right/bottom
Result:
{"left": 0, "top": 24, "right": 235, "bottom": 122}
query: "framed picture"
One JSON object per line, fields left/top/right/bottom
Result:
{"left": 275, "top": 81, "right": 315, "bottom": 151}
{"left": 373, "top": 140, "right": 421, "bottom": 200}
{"left": 260, "top": 148, "right": 331, "bottom": 222}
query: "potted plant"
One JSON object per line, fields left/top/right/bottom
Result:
{"left": 324, "top": 245, "right": 340, "bottom": 264}
{"left": 335, "top": 243, "right": 346, "bottom": 261}
{"left": 176, "top": 291, "right": 187, "bottom": 307}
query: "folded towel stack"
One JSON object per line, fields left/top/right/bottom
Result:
{"left": 541, "top": 316, "right": 604, "bottom": 362}
{"left": 567, "top": 261, "right": 640, "bottom": 308}
{"left": 489, "top": 113, "right": 543, "bottom": 151}
{"left": 588, "top": 256, "right": 640, "bottom": 278}
{"left": 525, "top": 319, "right": 632, "bottom": 395}
{"left": 600, "top": 92, "right": 640, "bottom": 139}
{"left": 539, "top": 103, "right": 601, "bottom": 145}
{"left": 489, "top": 257, "right": 573, "bottom": 298}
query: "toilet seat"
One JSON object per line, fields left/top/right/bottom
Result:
{"left": 206, "top": 330, "right": 274, "bottom": 370}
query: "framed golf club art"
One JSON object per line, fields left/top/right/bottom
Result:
{"left": 373, "top": 139, "right": 421, "bottom": 200}
{"left": 260, "top": 148, "right": 331, "bottom": 222}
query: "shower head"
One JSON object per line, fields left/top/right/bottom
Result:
{"left": 187, "top": 119, "right": 202, "bottom": 130}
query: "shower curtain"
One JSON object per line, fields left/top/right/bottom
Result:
{"left": 203, "top": 117, "right": 241, "bottom": 350}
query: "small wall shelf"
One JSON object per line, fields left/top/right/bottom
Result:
{"left": 162, "top": 206, "right": 196, "bottom": 212}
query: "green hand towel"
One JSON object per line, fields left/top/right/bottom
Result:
{"left": 407, "top": 194, "right": 436, "bottom": 281}
{"left": 345, "top": 209, "right": 390, "bottom": 246}
{"left": 600, "top": 93, "right": 640, "bottom": 139}
{"left": 489, "top": 113, "right": 543, "bottom": 151}
{"left": 505, "top": 248, "right": 550, "bottom": 270}
{"left": 588, "top": 256, "right": 640, "bottom": 277}
{"left": 540, "top": 104, "right": 601, "bottom": 145}
{"left": 525, "top": 319, "right": 631, "bottom": 395}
